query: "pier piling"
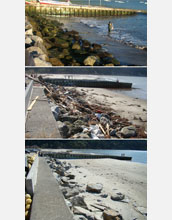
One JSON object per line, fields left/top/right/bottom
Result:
{"left": 25, "top": 4, "right": 145, "bottom": 17}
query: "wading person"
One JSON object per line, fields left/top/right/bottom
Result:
{"left": 108, "top": 21, "right": 114, "bottom": 34}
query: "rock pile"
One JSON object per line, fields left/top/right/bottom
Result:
{"left": 25, "top": 16, "right": 52, "bottom": 66}
{"left": 46, "top": 157, "right": 125, "bottom": 220}
{"left": 41, "top": 80, "right": 147, "bottom": 139}
{"left": 25, "top": 13, "right": 120, "bottom": 66}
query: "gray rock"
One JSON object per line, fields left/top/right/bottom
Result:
{"left": 111, "top": 193, "right": 125, "bottom": 201}
{"left": 103, "top": 209, "right": 123, "bottom": 220}
{"left": 100, "top": 194, "right": 108, "bottom": 198}
{"left": 64, "top": 188, "right": 80, "bottom": 199}
{"left": 57, "top": 121, "right": 69, "bottom": 138}
{"left": 120, "top": 126, "right": 136, "bottom": 138}
{"left": 66, "top": 173, "right": 75, "bottom": 179}
{"left": 56, "top": 167, "right": 66, "bottom": 176}
{"left": 60, "top": 115, "right": 78, "bottom": 123}
{"left": 65, "top": 199, "right": 72, "bottom": 209}
{"left": 73, "top": 215, "right": 87, "bottom": 220}
{"left": 70, "top": 196, "right": 88, "bottom": 209}
{"left": 86, "top": 183, "right": 103, "bottom": 193}
{"left": 94, "top": 212, "right": 103, "bottom": 220}
{"left": 110, "top": 130, "right": 116, "bottom": 137}
{"left": 73, "top": 206, "right": 94, "bottom": 220}
{"left": 51, "top": 105, "right": 60, "bottom": 121}
{"left": 84, "top": 56, "right": 97, "bottom": 66}
{"left": 61, "top": 177, "right": 69, "bottom": 184}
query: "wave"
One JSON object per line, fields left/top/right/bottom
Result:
{"left": 140, "top": 1, "right": 147, "bottom": 4}
{"left": 80, "top": 19, "right": 146, "bottom": 49}
{"left": 114, "top": 0, "right": 125, "bottom": 3}
{"left": 104, "top": 0, "right": 111, "bottom": 2}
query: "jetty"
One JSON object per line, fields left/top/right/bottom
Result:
{"left": 39, "top": 151, "right": 132, "bottom": 161}
{"left": 42, "top": 77, "right": 132, "bottom": 89}
{"left": 25, "top": 3, "right": 146, "bottom": 17}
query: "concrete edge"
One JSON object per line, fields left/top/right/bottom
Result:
{"left": 26, "top": 155, "right": 39, "bottom": 196}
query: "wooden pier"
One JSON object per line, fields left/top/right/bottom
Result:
{"left": 25, "top": 3, "right": 146, "bottom": 17}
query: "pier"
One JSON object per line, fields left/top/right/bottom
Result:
{"left": 43, "top": 77, "right": 132, "bottom": 88}
{"left": 39, "top": 151, "right": 132, "bottom": 161}
{"left": 25, "top": 3, "right": 146, "bottom": 17}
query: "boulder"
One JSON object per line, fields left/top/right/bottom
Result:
{"left": 25, "top": 28, "right": 33, "bottom": 36}
{"left": 72, "top": 43, "right": 81, "bottom": 50}
{"left": 57, "top": 121, "right": 69, "bottom": 138}
{"left": 84, "top": 56, "right": 97, "bottom": 66}
{"left": 59, "top": 115, "right": 78, "bottom": 123}
{"left": 66, "top": 173, "right": 75, "bottom": 180}
{"left": 73, "top": 206, "right": 94, "bottom": 220}
{"left": 25, "top": 37, "right": 33, "bottom": 45}
{"left": 64, "top": 188, "right": 80, "bottom": 199}
{"left": 56, "top": 167, "right": 66, "bottom": 176}
{"left": 49, "top": 58, "right": 64, "bottom": 66}
{"left": 120, "top": 126, "right": 136, "bottom": 138}
{"left": 111, "top": 193, "right": 125, "bottom": 201}
{"left": 51, "top": 105, "right": 60, "bottom": 121}
{"left": 92, "top": 43, "right": 102, "bottom": 50}
{"left": 100, "top": 194, "right": 108, "bottom": 198}
{"left": 70, "top": 196, "right": 88, "bottom": 209}
{"left": 30, "top": 35, "right": 43, "bottom": 44}
{"left": 103, "top": 209, "right": 123, "bottom": 220}
{"left": 86, "top": 183, "right": 103, "bottom": 193}
{"left": 73, "top": 215, "right": 87, "bottom": 220}
{"left": 32, "top": 57, "right": 52, "bottom": 66}
{"left": 61, "top": 177, "right": 69, "bottom": 184}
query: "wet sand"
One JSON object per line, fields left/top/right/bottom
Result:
{"left": 61, "top": 158, "right": 147, "bottom": 219}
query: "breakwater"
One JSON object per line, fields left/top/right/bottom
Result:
{"left": 25, "top": 4, "right": 146, "bottom": 17}
{"left": 43, "top": 77, "right": 132, "bottom": 88}
{"left": 39, "top": 151, "right": 132, "bottom": 160}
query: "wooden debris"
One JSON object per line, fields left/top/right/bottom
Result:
{"left": 27, "top": 96, "right": 39, "bottom": 111}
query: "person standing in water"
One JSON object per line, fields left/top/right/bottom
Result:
{"left": 108, "top": 21, "right": 114, "bottom": 33}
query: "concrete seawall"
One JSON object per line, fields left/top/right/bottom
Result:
{"left": 40, "top": 151, "right": 132, "bottom": 161}
{"left": 43, "top": 78, "right": 132, "bottom": 88}
{"left": 25, "top": 4, "right": 146, "bottom": 17}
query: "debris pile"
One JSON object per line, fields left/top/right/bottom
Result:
{"left": 42, "top": 81, "right": 147, "bottom": 139}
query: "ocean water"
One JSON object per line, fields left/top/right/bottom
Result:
{"left": 70, "top": 0, "right": 147, "bottom": 10}
{"left": 79, "top": 14, "right": 147, "bottom": 49}
{"left": 72, "top": 149, "right": 147, "bottom": 164}
{"left": 56, "top": 0, "right": 147, "bottom": 51}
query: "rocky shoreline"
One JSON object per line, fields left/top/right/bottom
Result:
{"left": 25, "top": 12, "right": 120, "bottom": 66}
{"left": 45, "top": 156, "right": 147, "bottom": 220}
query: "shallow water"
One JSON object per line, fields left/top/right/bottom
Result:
{"left": 72, "top": 149, "right": 147, "bottom": 164}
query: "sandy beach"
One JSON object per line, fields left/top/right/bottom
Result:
{"left": 76, "top": 87, "right": 147, "bottom": 129}
{"left": 59, "top": 158, "right": 147, "bottom": 219}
